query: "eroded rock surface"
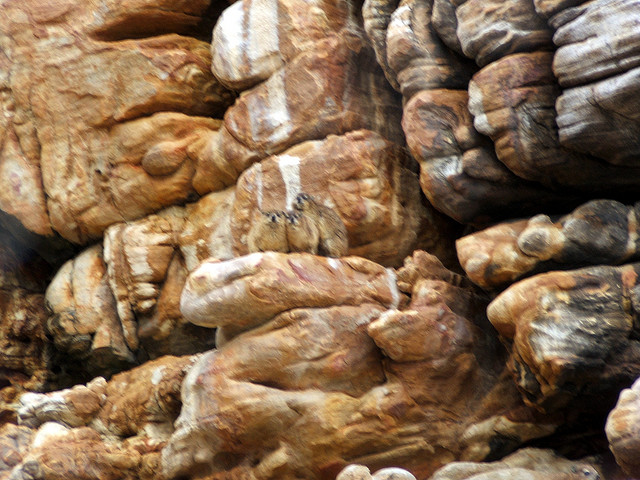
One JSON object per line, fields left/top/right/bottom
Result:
{"left": 162, "top": 251, "right": 558, "bottom": 479}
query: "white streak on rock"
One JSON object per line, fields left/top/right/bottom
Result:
{"left": 277, "top": 155, "right": 302, "bottom": 210}
{"left": 385, "top": 268, "right": 400, "bottom": 309}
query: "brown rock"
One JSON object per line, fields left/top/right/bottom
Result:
{"left": 0, "top": 0, "right": 233, "bottom": 243}
{"left": 487, "top": 263, "right": 640, "bottom": 412}
{"left": 203, "top": 34, "right": 404, "bottom": 185}
{"left": 211, "top": 0, "right": 359, "bottom": 90}
{"left": 163, "top": 251, "right": 558, "bottom": 479}
{"left": 8, "top": 423, "right": 141, "bottom": 480}
{"left": 231, "top": 130, "right": 447, "bottom": 266}
{"left": 385, "top": 0, "right": 474, "bottom": 100}
{"left": 403, "top": 88, "right": 568, "bottom": 224}
{"left": 363, "top": 0, "right": 402, "bottom": 91}
{"left": 533, "top": 0, "right": 587, "bottom": 18}
{"left": 455, "top": 0, "right": 553, "bottom": 66}
{"left": 606, "top": 376, "right": 640, "bottom": 478}
{"left": 430, "top": 448, "right": 601, "bottom": 480}
{"left": 180, "top": 252, "right": 406, "bottom": 341}
{"left": 457, "top": 200, "right": 640, "bottom": 289}
{"left": 469, "top": 51, "right": 640, "bottom": 193}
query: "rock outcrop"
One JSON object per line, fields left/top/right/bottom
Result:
{"left": 2, "top": 0, "right": 640, "bottom": 479}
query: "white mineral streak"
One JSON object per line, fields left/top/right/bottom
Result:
{"left": 385, "top": 268, "right": 401, "bottom": 309}
{"left": 257, "top": 69, "right": 293, "bottom": 146}
{"left": 277, "top": 155, "right": 302, "bottom": 210}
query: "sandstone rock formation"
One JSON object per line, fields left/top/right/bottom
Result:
{"left": 2, "top": 0, "right": 640, "bottom": 479}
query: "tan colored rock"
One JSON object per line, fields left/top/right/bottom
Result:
{"left": 180, "top": 252, "right": 405, "bottom": 341}
{"left": 430, "top": 448, "right": 601, "bottom": 480}
{"left": 458, "top": 200, "right": 640, "bottom": 289}
{"left": 45, "top": 245, "right": 135, "bottom": 378}
{"left": 179, "top": 188, "right": 237, "bottom": 271}
{"left": 403, "top": 88, "right": 567, "bottom": 224}
{"left": 211, "top": 0, "right": 358, "bottom": 90}
{"left": 454, "top": 0, "right": 553, "bottom": 66}
{"left": 606, "top": 376, "right": 640, "bottom": 477}
{"left": 0, "top": 0, "right": 232, "bottom": 244}
{"left": 163, "top": 251, "right": 558, "bottom": 479}
{"left": 7, "top": 423, "right": 141, "bottom": 480}
{"left": 487, "top": 263, "right": 640, "bottom": 412}
{"left": 533, "top": 0, "right": 587, "bottom": 18}
{"left": 198, "top": 33, "right": 404, "bottom": 193}
{"left": 337, "top": 464, "right": 417, "bottom": 480}
{"left": 231, "top": 130, "right": 448, "bottom": 266}
{"left": 8, "top": 355, "right": 196, "bottom": 480}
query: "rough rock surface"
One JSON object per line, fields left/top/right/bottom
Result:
{"left": 457, "top": 200, "right": 640, "bottom": 289}
{"left": 163, "top": 251, "right": 558, "bottom": 479}
{"left": 487, "top": 263, "right": 640, "bottom": 413}
{"left": 429, "top": 448, "right": 601, "bottom": 480}
{"left": 0, "top": 0, "right": 233, "bottom": 244}
{"left": 3, "top": 0, "right": 640, "bottom": 478}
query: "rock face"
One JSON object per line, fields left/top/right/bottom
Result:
{"left": 3, "top": 0, "right": 640, "bottom": 479}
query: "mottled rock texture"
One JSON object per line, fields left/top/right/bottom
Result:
{"left": 3, "top": 0, "right": 640, "bottom": 478}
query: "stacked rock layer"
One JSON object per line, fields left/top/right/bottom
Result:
{"left": 1, "top": 0, "right": 640, "bottom": 479}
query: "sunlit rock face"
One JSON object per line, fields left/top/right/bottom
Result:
{"left": 3, "top": 0, "right": 640, "bottom": 478}
{"left": 161, "top": 252, "right": 558, "bottom": 479}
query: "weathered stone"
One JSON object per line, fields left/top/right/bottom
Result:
{"left": 488, "top": 263, "right": 640, "bottom": 413}
{"left": 179, "top": 188, "right": 237, "bottom": 271}
{"left": 458, "top": 200, "right": 640, "bottom": 289}
{"left": 469, "top": 51, "right": 640, "bottom": 193}
{"left": 533, "top": 0, "right": 587, "bottom": 18}
{"left": 455, "top": 0, "right": 553, "bottom": 66}
{"left": 385, "top": 0, "right": 474, "bottom": 100}
{"left": 0, "top": 423, "right": 33, "bottom": 476}
{"left": 231, "top": 130, "right": 450, "bottom": 266}
{"left": 430, "top": 448, "right": 601, "bottom": 480}
{"left": 549, "top": 0, "right": 640, "bottom": 165}
{"left": 0, "top": 0, "right": 233, "bottom": 244}
{"left": 45, "top": 245, "right": 135, "bottom": 379}
{"left": 363, "top": 0, "right": 401, "bottom": 91}
{"left": 337, "top": 464, "right": 418, "bottom": 480}
{"left": 164, "top": 251, "right": 558, "bottom": 479}
{"left": 8, "top": 355, "right": 196, "bottom": 480}
{"left": 606, "top": 376, "right": 640, "bottom": 478}
{"left": 403, "top": 88, "right": 568, "bottom": 224}
{"left": 180, "top": 252, "right": 405, "bottom": 341}
{"left": 211, "top": 0, "right": 359, "bottom": 90}
{"left": 202, "top": 34, "right": 404, "bottom": 187}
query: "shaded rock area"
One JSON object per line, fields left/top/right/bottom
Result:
{"left": 2, "top": 0, "right": 640, "bottom": 479}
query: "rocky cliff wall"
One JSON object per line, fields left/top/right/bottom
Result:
{"left": 0, "top": 0, "right": 639, "bottom": 479}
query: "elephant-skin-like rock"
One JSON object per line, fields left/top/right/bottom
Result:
{"left": 164, "top": 251, "right": 559, "bottom": 479}
{"left": 457, "top": 200, "right": 640, "bottom": 289}
{"left": 429, "top": 448, "right": 601, "bottom": 480}
{"left": 606, "top": 376, "right": 640, "bottom": 478}
{"left": 487, "top": 263, "right": 640, "bottom": 413}
{"left": 231, "top": 130, "right": 453, "bottom": 267}
{"left": 403, "top": 88, "right": 569, "bottom": 224}
{"left": 454, "top": 0, "right": 553, "bottom": 67}
{"left": 468, "top": 51, "right": 640, "bottom": 194}
{"left": 0, "top": 0, "right": 233, "bottom": 244}
{"left": 385, "top": 0, "right": 474, "bottom": 100}
{"left": 551, "top": 0, "right": 640, "bottom": 165}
